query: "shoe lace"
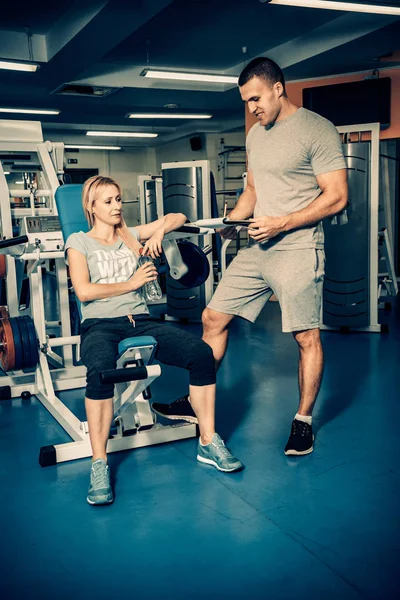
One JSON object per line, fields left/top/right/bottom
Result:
{"left": 292, "top": 420, "right": 310, "bottom": 437}
{"left": 174, "top": 395, "right": 189, "bottom": 404}
{"left": 91, "top": 462, "right": 109, "bottom": 488}
{"left": 212, "top": 437, "right": 231, "bottom": 458}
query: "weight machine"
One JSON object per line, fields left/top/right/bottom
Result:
{"left": 0, "top": 180, "right": 231, "bottom": 466}
{"left": 137, "top": 174, "right": 164, "bottom": 225}
{"left": 0, "top": 120, "right": 64, "bottom": 321}
{"left": 322, "top": 123, "right": 398, "bottom": 333}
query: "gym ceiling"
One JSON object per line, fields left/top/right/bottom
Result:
{"left": 0, "top": 0, "right": 399, "bottom": 148}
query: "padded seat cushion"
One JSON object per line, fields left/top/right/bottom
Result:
{"left": 117, "top": 336, "right": 157, "bottom": 361}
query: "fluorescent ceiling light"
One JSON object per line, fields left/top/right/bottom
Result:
{"left": 86, "top": 131, "right": 158, "bottom": 138}
{"left": 15, "top": 181, "right": 24, "bottom": 184}
{"left": 64, "top": 145, "right": 121, "bottom": 151}
{"left": 141, "top": 69, "right": 238, "bottom": 84}
{"left": 3, "top": 172, "right": 10, "bottom": 175}
{"left": 128, "top": 113, "right": 212, "bottom": 119}
{"left": 0, "top": 60, "right": 39, "bottom": 72}
{"left": 0, "top": 108, "right": 60, "bottom": 115}
{"left": 265, "top": 0, "right": 400, "bottom": 15}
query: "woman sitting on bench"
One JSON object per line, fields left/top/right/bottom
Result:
{"left": 66, "top": 175, "right": 243, "bottom": 505}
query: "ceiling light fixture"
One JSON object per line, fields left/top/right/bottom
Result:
{"left": 127, "top": 113, "right": 212, "bottom": 119}
{"left": 64, "top": 145, "right": 122, "bottom": 151}
{"left": 86, "top": 131, "right": 158, "bottom": 138}
{"left": 0, "top": 108, "right": 60, "bottom": 115}
{"left": 0, "top": 60, "right": 39, "bottom": 72}
{"left": 141, "top": 68, "right": 238, "bottom": 84}
{"left": 262, "top": 0, "right": 400, "bottom": 15}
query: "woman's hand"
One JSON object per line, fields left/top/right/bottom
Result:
{"left": 142, "top": 227, "right": 164, "bottom": 259}
{"left": 129, "top": 262, "right": 158, "bottom": 291}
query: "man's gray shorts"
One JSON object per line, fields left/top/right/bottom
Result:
{"left": 208, "top": 244, "right": 325, "bottom": 333}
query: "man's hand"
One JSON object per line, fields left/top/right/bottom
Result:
{"left": 248, "top": 216, "right": 288, "bottom": 243}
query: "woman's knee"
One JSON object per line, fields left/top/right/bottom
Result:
{"left": 187, "top": 339, "right": 216, "bottom": 385}
{"left": 85, "top": 368, "right": 115, "bottom": 401}
{"left": 186, "top": 338, "right": 214, "bottom": 366}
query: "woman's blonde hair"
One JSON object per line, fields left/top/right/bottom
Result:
{"left": 82, "top": 175, "right": 142, "bottom": 255}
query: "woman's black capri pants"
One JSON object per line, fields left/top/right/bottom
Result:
{"left": 80, "top": 315, "right": 216, "bottom": 400}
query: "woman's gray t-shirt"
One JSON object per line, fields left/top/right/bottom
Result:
{"left": 65, "top": 228, "right": 149, "bottom": 321}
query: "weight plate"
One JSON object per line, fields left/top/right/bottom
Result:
{"left": 176, "top": 240, "right": 210, "bottom": 289}
{"left": 22, "top": 316, "right": 39, "bottom": 368}
{"left": 9, "top": 318, "right": 23, "bottom": 371}
{"left": 0, "top": 318, "right": 15, "bottom": 371}
{"left": 0, "top": 306, "right": 9, "bottom": 318}
{"left": 0, "top": 255, "right": 6, "bottom": 279}
{"left": 17, "top": 317, "right": 31, "bottom": 370}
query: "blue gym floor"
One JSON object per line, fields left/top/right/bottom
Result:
{"left": 1, "top": 300, "right": 399, "bottom": 600}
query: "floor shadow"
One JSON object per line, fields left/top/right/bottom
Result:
{"left": 315, "top": 330, "right": 378, "bottom": 429}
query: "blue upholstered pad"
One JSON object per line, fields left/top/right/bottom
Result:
{"left": 55, "top": 184, "right": 87, "bottom": 319}
{"left": 117, "top": 336, "right": 157, "bottom": 361}
{"left": 55, "top": 184, "right": 88, "bottom": 240}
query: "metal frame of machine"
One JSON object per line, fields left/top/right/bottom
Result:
{"left": 322, "top": 123, "right": 397, "bottom": 333}
{"left": 137, "top": 174, "right": 164, "bottom": 225}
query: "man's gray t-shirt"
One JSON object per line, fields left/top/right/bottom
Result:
{"left": 65, "top": 228, "right": 149, "bottom": 321}
{"left": 246, "top": 107, "right": 346, "bottom": 249}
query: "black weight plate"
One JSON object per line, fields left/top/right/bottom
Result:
{"left": 17, "top": 317, "right": 31, "bottom": 370}
{"left": 24, "top": 316, "right": 39, "bottom": 367}
{"left": 176, "top": 241, "right": 210, "bottom": 289}
{"left": 9, "top": 318, "right": 23, "bottom": 371}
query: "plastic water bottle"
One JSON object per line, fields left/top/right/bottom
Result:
{"left": 138, "top": 254, "right": 163, "bottom": 301}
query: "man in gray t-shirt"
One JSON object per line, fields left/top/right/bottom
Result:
{"left": 204, "top": 57, "right": 348, "bottom": 457}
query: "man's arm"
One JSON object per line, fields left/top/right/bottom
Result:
{"left": 248, "top": 168, "right": 348, "bottom": 243}
{"left": 284, "top": 168, "right": 348, "bottom": 231}
{"left": 226, "top": 168, "right": 257, "bottom": 220}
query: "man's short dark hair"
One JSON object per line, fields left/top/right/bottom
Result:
{"left": 238, "top": 57, "right": 286, "bottom": 92}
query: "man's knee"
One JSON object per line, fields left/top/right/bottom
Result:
{"left": 202, "top": 307, "right": 231, "bottom": 334}
{"left": 293, "top": 328, "right": 321, "bottom": 349}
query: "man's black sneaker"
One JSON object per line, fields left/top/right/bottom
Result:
{"left": 151, "top": 395, "right": 198, "bottom": 424}
{"left": 284, "top": 419, "right": 314, "bottom": 456}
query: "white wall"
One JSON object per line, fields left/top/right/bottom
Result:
{"left": 155, "top": 131, "right": 245, "bottom": 182}
{"left": 155, "top": 136, "right": 207, "bottom": 169}
{"left": 47, "top": 134, "right": 157, "bottom": 225}
{"left": 46, "top": 129, "right": 245, "bottom": 224}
